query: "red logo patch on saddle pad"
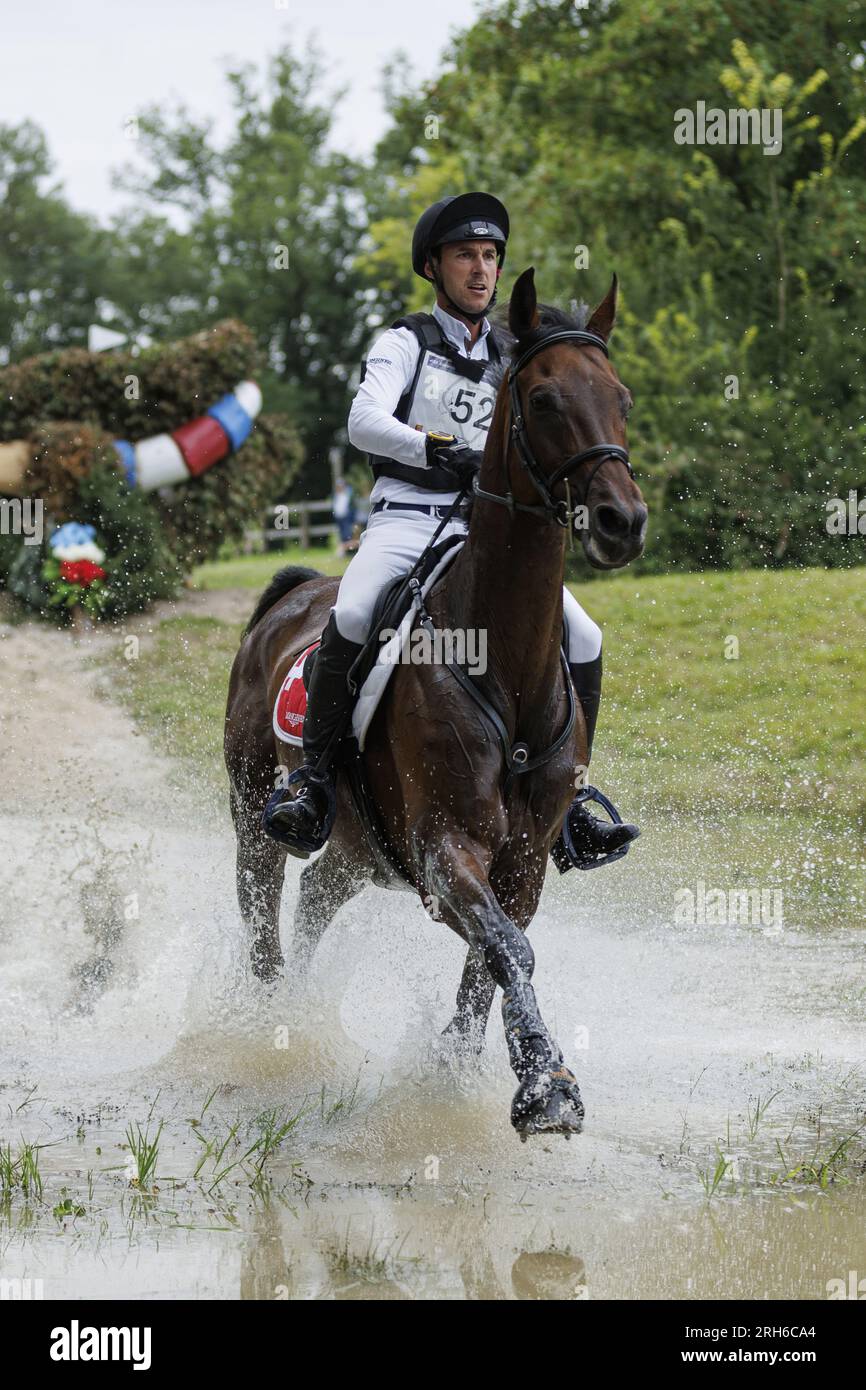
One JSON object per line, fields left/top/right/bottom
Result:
{"left": 273, "top": 641, "right": 320, "bottom": 746}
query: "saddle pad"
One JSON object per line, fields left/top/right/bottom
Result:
{"left": 272, "top": 546, "right": 467, "bottom": 752}
{"left": 273, "top": 640, "right": 321, "bottom": 745}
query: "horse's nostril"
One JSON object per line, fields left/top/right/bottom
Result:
{"left": 594, "top": 505, "right": 629, "bottom": 539}
{"left": 631, "top": 505, "right": 648, "bottom": 538}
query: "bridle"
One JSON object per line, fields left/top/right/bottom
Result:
{"left": 472, "top": 328, "right": 636, "bottom": 530}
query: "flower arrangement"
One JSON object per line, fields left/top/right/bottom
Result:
{"left": 42, "top": 523, "right": 110, "bottom": 618}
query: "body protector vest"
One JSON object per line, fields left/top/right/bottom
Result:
{"left": 362, "top": 312, "right": 506, "bottom": 492}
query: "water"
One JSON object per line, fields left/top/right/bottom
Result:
{"left": 1, "top": 623, "right": 864, "bottom": 1300}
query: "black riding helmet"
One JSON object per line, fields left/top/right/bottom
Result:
{"left": 412, "top": 191, "right": 509, "bottom": 322}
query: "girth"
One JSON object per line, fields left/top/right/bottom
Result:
{"left": 411, "top": 583, "right": 576, "bottom": 793}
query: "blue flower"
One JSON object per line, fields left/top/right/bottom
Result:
{"left": 50, "top": 522, "right": 96, "bottom": 551}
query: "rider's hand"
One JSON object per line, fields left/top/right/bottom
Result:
{"left": 425, "top": 432, "right": 483, "bottom": 490}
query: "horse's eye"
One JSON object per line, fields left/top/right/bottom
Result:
{"left": 531, "top": 390, "right": 558, "bottom": 413}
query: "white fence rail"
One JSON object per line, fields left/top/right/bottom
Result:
{"left": 243, "top": 498, "right": 369, "bottom": 552}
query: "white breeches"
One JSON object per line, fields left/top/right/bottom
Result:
{"left": 332, "top": 510, "right": 602, "bottom": 664}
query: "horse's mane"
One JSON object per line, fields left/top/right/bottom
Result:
{"left": 243, "top": 565, "right": 322, "bottom": 638}
{"left": 488, "top": 299, "right": 591, "bottom": 385}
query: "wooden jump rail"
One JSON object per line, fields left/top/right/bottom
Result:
{"left": 243, "top": 498, "right": 369, "bottom": 551}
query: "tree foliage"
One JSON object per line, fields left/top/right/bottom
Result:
{"left": 2, "top": 4, "right": 865, "bottom": 574}
{"left": 362, "top": 0, "right": 866, "bottom": 572}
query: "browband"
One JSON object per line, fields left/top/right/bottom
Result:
{"left": 509, "top": 328, "right": 610, "bottom": 377}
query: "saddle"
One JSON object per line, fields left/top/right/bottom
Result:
{"left": 302, "top": 533, "right": 465, "bottom": 697}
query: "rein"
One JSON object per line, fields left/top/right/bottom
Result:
{"left": 472, "top": 328, "right": 636, "bottom": 531}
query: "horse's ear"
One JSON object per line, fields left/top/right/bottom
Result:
{"left": 509, "top": 267, "right": 540, "bottom": 339}
{"left": 585, "top": 274, "right": 618, "bottom": 343}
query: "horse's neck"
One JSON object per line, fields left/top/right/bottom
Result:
{"left": 447, "top": 497, "right": 567, "bottom": 719}
{"left": 438, "top": 382, "right": 568, "bottom": 727}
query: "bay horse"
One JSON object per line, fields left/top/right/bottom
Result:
{"left": 224, "top": 268, "right": 647, "bottom": 1138}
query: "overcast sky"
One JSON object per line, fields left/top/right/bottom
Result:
{"left": 3, "top": 0, "right": 487, "bottom": 223}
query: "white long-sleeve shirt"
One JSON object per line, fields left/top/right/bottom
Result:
{"left": 348, "top": 303, "right": 494, "bottom": 506}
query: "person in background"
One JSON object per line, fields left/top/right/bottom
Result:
{"left": 331, "top": 477, "right": 356, "bottom": 557}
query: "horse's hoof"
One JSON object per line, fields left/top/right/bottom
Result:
{"left": 511, "top": 1065, "right": 585, "bottom": 1138}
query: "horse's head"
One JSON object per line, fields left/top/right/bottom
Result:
{"left": 500, "top": 267, "right": 647, "bottom": 569}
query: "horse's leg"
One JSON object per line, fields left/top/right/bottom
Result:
{"left": 426, "top": 832, "right": 583, "bottom": 1137}
{"left": 441, "top": 876, "right": 537, "bottom": 1054}
{"left": 441, "top": 947, "right": 496, "bottom": 1055}
{"left": 231, "top": 788, "right": 287, "bottom": 983}
{"left": 288, "top": 840, "right": 367, "bottom": 982}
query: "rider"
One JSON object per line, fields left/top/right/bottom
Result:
{"left": 263, "top": 191, "right": 638, "bottom": 868}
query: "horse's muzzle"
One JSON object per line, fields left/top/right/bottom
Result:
{"left": 584, "top": 499, "right": 647, "bottom": 568}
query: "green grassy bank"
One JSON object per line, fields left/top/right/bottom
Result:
{"left": 102, "top": 553, "right": 866, "bottom": 927}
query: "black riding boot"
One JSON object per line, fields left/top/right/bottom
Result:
{"left": 262, "top": 613, "right": 364, "bottom": 857}
{"left": 550, "top": 651, "right": 640, "bottom": 872}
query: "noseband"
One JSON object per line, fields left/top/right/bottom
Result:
{"left": 472, "top": 328, "right": 636, "bottom": 529}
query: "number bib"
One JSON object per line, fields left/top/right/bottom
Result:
{"left": 405, "top": 349, "right": 498, "bottom": 450}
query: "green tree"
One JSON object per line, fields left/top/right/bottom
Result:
{"left": 107, "top": 44, "right": 368, "bottom": 498}
{"left": 0, "top": 121, "right": 115, "bottom": 361}
{"left": 361, "top": 0, "right": 866, "bottom": 573}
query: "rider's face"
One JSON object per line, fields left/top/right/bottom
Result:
{"left": 430, "top": 240, "right": 498, "bottom": 314}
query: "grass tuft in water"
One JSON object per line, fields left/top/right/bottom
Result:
{"left": 745, "top": 1091, "right": 781, "bottom": 1142}
{"left": 697, "top": 1147, "right": 735, "bottom": 1199}
{"left": 318, "top": 1066, "right": 364, "bottom": 1125}
{"left": 124, "top": 1119, "right": 163, "bottom": 1192}
{"left": 245, "top": 1106, "right": 307, "bottom": 1193}
{"left": 324, "top": 1223, "right": 416, "bottom": 1288}
{"left": 769, "top": 1126, "right": 866, "bottom": 1189}
{"left": 53, "top": 1195, "right": 87, "bottom": 1221}
{"left": 0, "top": 1138, "right": 44, "bottom": 1201}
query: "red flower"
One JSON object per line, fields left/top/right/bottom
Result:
{"left": 59, "top": 560, "right": 106, "bottom": 587}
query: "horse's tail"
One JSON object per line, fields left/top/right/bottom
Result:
{"left": 243, "top": 565, "right": 322, "bottom": 639}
